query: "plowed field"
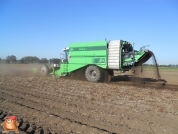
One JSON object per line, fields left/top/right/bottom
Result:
{"left": 0, "top": 64, "right": 178, "bottom": 134}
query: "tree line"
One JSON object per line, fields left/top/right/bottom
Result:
{"left": 143, "top": 64, "right": 178, "bottom": 67}
{"left": 0, "top": 55, "right": 61, "bottom": 64}
{"left": 0, "top": 55, "right": 178, "bottom": 67}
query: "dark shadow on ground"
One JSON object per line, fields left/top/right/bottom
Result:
{"left": 112, "top": 75, "right": 167, "bottom": 84}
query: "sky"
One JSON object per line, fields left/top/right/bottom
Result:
{"left": 0, "top": 0, "right": 178, "bottom": 65}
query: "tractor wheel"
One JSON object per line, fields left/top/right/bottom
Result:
{"left": 85, "top": 66, "right": 102, "bottom": 82}
{"left": 40, "top": 65, "right": 49, "bottom": 76}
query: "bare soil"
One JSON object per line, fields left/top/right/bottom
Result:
{"left": 114, "top": 68, "right": 178, "bottom": 85}
{"left": 0, "top": 64, "right": 178, "bottom": 133}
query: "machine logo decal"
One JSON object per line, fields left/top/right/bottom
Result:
{"left": 70, "top": 46, "right": 106, "bottom": 51}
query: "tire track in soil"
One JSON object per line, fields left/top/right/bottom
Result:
{"left": 0, "top": 99, "right": 105, "bottom": 134}
{"left": 1, "top": 76, "right": 178, "bottom": 118}
{"left": 0, "top": 76, "right": 178, "bottom": 134}
{"left": 0, "top": 85, "right": 178, "bottom": 134}
{"left": 0, "top": 86, "right": 142, "bottom": 134}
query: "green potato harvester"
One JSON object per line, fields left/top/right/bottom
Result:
{"left": 40, "top": 40, "right": 153, "bottom": 82}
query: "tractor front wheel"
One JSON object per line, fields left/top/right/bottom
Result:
{"left": 85, "top": 66, "right": 102, "bottom": 82}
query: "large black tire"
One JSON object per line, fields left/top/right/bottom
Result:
{"left": 40, "top": 65, "right": 49, "bottom": 76}
{"left": 103, "top": 70, "right": 113, "bottom": 82}
{"left": 85, "top": 66, "right": 102, "bottom": 82}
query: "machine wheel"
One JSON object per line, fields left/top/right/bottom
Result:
{"left": 40, "top": 65, "right": 49, "bottom": 76}
{"left": 103, "top": 70, "right": 113, "bottom": 82}
{"left": 85, "top": 65, "right": 102, "bottom": 82}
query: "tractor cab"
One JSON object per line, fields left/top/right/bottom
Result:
{"left": 61, "top": 47, "right": 69, "bottom": 63}
{"left": 50, "top": 47, "right": 69, "bottom": 69}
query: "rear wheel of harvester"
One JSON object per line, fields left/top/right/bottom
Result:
{"left": 85, "top": 65, "right": 102, "bottom": 82}
{"left": 103, "top": 70, "right": 113, "bottom": 82}
{"left": 100, "top": 69, "right": 113, "bottom": 82}
{"left": 40, "top": 65, "right": 49, "bottom": 76}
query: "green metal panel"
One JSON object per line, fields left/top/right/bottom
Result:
{"left": 134, "top": 51, "right": 146, "bottom": 61}
{"left": 53, "top": 41, "right": 108, "bottom": 77}
{"left": 67, "top": 56, "right": 107, "bottom": 72}
{"left": 69, "top": 41, "right": 107, "bottom": 57}
{"left": 67, "top": 63, "right": 106, "bottom": 73}
{"left": 53, "top": 63, "right": 68, "bottom": 77}
{"left": 67, "top": 41, "right": 108, "bottom": 72}
{"left": 53, "top": 62, "right": 106, "bottom": 77}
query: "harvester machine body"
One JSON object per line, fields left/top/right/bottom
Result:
{"left": 41, "top": 40, "right": 153, "bottom": 82}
